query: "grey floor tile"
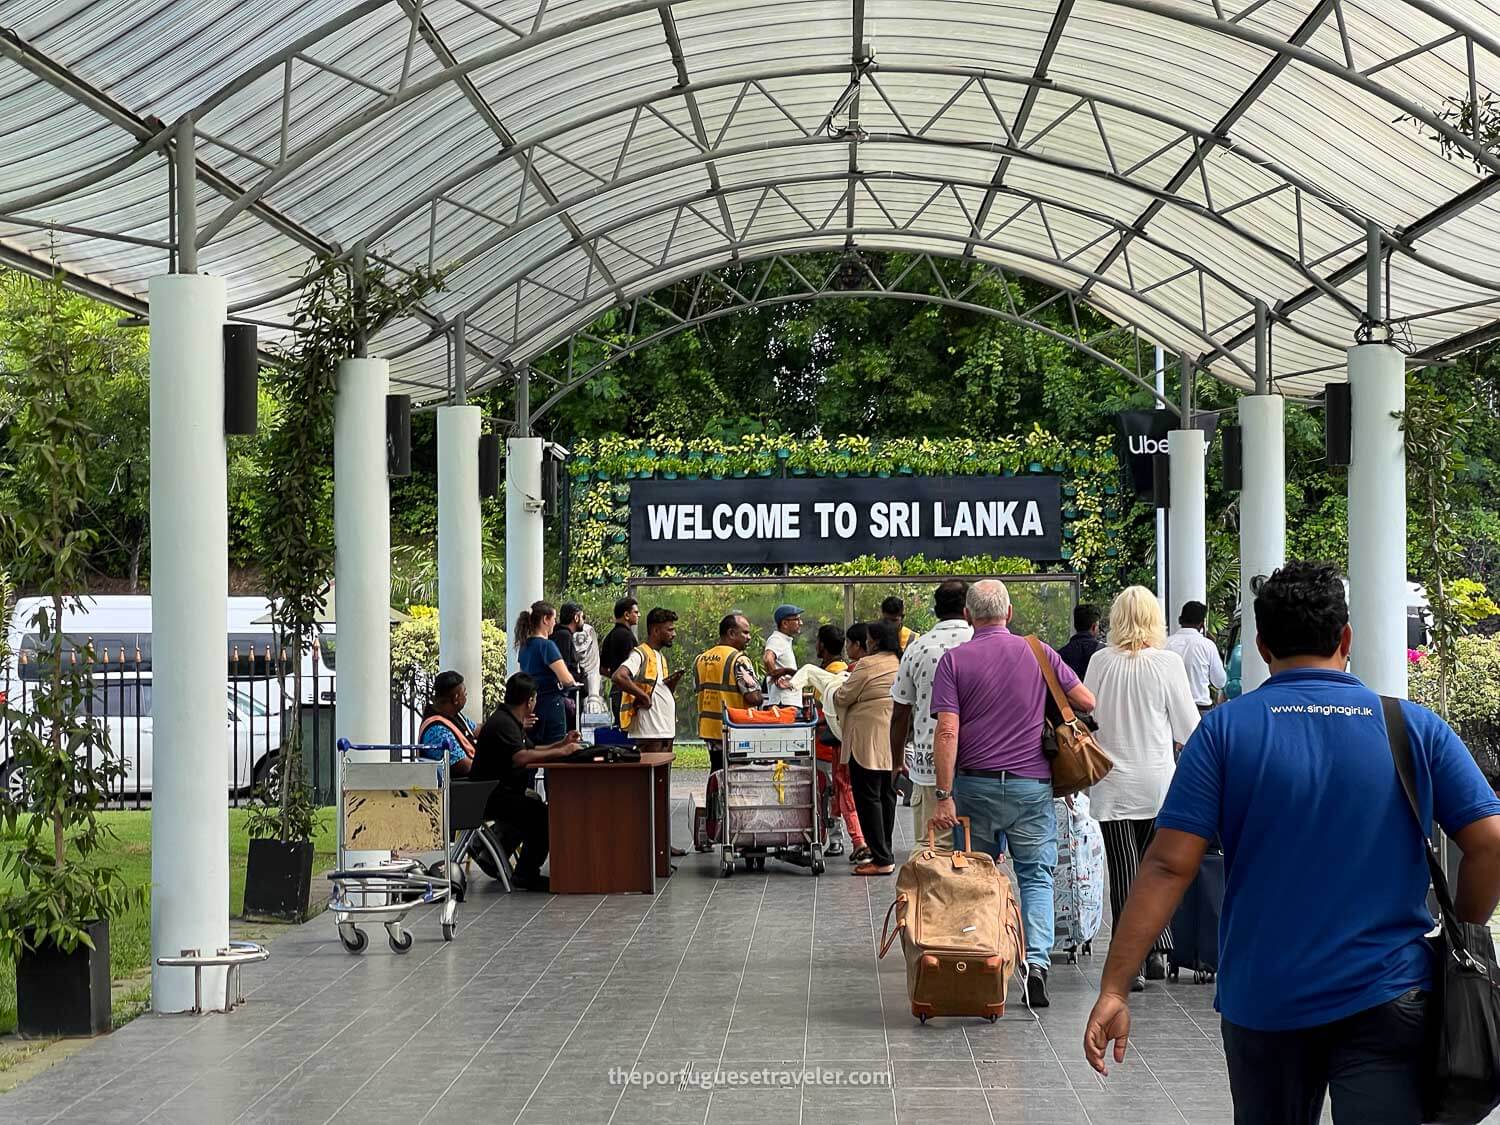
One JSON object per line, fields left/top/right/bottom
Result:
{"left": 895, "top": 1086, "right": 993, "bottom": 1123}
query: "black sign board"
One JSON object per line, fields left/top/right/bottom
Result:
{"left": 628, "top": 476, "right": 1062, "bottom": 566}
{"left": 1114, "top": 410, "right": 1220, "bottom": 497}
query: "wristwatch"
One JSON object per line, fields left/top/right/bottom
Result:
{"left": 934, "top": 787, "right": 952, "bottom": 801}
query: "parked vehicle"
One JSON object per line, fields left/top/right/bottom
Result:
{"left": 6, "top": 595, "right": 336, "bottom": 704}
{"left": 0, "top": 673, "right": 283, "bottom": 799}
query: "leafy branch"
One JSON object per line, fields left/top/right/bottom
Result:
{"left": 248, "top": 258, "right": 443, "bottom": 842}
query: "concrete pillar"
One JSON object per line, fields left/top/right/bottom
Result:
{"left": 438, "top": 406, "right": 483, "bottom": 720}
{"left": 1238, "top": 395, "right": 1285, "bottom": 692}
{"left": 1347, "top": 343, "right": 1407, "bottom": 697}
{"left": 505, "top": 437, "right": 545, "bottom": 674}
{"left": 334, "top": 358, "right": 392, "bottom": 748}
{"left": 149, "top": 273, "right": 229, "bottom": 1012}
{"left": 1168, "top": 427, "right": 1208, "bottom": 626}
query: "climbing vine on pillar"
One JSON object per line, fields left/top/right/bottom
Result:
{"left": 248, "top": 258, "right": 443, "bottom": 842}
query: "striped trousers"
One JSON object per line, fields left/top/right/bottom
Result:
{"left": 1099, "top": 817, "right": 1173, "bottom": 954}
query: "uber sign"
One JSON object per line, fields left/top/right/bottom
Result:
{"left": 1114, "top": 410, "right": 1219, "bottom": 497}
{"left": 628, "top": 477, "right": 1062, "bottom": 566}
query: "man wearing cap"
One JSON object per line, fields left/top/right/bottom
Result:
{"left": 763, "top": 605, "right": 804, "bottom": 708}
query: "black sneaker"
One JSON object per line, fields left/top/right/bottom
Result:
{"left": 1145, "top": 952, "right": 1167, "bottom": 980}
{"left": 1026, "top": 965, "right": 1050, "bottom": 1008}
{"left": 514, "top": 874, "right": 551, "bottom": 893}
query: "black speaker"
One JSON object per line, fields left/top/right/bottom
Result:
{"left": 386, "top": 394, "right": 411, "bottom": 477}
{"left": 1223, "top": 424, "right": 1243, "bottom": 492}
{"left": 1326, "top": 382, "right": 1352, "bottom": 467}
{"left": 223, "top": 324, "right": 258, "bottom": 435}
{"left": 542, "top": 455, "right": 561, "bottom": 511}
{"left": 478, "top": 433, "right": 500, "bottom": 498}
{"left": 1152, "top": 454, "right": 1170, "bottom": 509}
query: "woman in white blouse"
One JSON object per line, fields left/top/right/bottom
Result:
{"left": 1084, "top": 585, "right": 1201, "bottom": 992}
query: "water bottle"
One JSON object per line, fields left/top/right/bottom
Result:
{"left": 580, "top": 694, "right": 611, "bottom": 745}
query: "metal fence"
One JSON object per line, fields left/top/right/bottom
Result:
{"left": 1, "top": 641, "right": 427, "bottom": 811}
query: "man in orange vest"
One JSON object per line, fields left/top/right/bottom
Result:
{"left": 694, "top": 612, "right": 764, "bottom": 772}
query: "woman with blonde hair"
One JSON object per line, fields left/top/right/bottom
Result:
{"left": 1084, "top": 585, "right": 1201, "bottom": 992}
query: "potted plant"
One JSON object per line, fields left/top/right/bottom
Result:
{"left": 244, "top": 258, "right": 443, "bottom": 921}
{"left": 0, "top": 271, "right": 141, "bottom": 1037}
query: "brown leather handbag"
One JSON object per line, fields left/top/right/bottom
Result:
{"left": 1025, "top": 635, "right": 1112, "bottom": 798}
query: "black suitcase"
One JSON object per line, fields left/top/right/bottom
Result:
{"left": 1169, "top": 851, "right": 1225, "bottom": 983}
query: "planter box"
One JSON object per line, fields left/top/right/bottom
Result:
{"left": 243, "top": 838, "right": 314, "bottom": 922}
{"left": 17, "top": 918, "right": 110, "bottom": 1038}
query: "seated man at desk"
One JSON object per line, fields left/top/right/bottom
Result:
{"left": 472, "top": 672, "right": 582, "bottom": 892}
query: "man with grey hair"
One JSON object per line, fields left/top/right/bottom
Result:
{"left": 930, "top": 579, "right": 1096, "bottom": 1008}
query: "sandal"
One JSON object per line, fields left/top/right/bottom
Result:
{"left": 824, "top": 838, "right": 846, "bottom": 857}
{"left": 852, "top": 862, "right": 895, "bottom": 876}
{"left": 849, "top": 846, "right": 873, "bottom": 864}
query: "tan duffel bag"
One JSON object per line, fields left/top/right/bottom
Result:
{"left": 879, "top": 818, "right": 1026, "bottom": 1023}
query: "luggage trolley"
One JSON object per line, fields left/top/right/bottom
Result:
{"left": 328, "top": 739, "right": 458, "bottom": 954}
{"left": 718, "top": 712, "right": 824, "bottom": 877}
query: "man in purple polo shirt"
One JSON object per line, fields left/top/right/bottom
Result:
{"left": 931, "top": 579, "right": 1095, "bottom": 1007}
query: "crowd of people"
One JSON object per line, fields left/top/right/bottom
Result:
{"left": 409, "top": 569, "right": 1500, "bottom": 1122}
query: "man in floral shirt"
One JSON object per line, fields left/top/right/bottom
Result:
{"left": 889, "top": 581, "right": 972, "bottom": 849}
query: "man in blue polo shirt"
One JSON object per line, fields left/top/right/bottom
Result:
{"left": 1083, "top": 562, "right": 1500, "bottom": 1123}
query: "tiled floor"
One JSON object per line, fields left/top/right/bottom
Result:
{"left": 0, "top": 798, "right": 1238, "bottom": 1125}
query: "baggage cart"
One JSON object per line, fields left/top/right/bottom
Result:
{"left": 717, "top": 712, "right": 824, "bottom": 877}
{"left": 327, "top": 739, "right": 458, "bottom": 953}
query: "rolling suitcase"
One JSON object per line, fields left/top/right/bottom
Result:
{"left": 1052, "top": 793, "right": 1105, "bottom": 963}
{"left": 879, "top": 818, "right": 1026, "bottom": 1023}
{"left": 1169, "top": 850, "right": 1225, "bottom": 983}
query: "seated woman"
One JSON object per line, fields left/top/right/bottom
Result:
{"left": 418, "top": 670, "right": 475, "bottom": 777}
{"left": 471, "top": 673, "right": 583, "bottom": 892}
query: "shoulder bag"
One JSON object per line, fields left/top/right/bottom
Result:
{"left": 1026, "top": 635, "right": 1112, "bottom": 798}
{"left": 1382, "top": 695, "right": 1500, "bottom": 1125}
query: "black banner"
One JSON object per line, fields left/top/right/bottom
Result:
{"left": 1114, "top": 410, "right": 1220, "bottom": 497}
{"left": 629, "top": 476, "right": 1062, "bottom": 566}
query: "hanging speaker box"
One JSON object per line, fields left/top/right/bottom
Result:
{"left": 1222, "top": 424, "right": 1243, "bottom": 492}
{"left": 1325, "top": 382, "right": 1352, "bottom": 467}
{"left": 223, "top": 324, "right": 258, "bottom": 435}
{"left": 1152, "top": 453, "right": 1170, "bottom": 509}
{"left": 478, "top": 433, "right": 500, "bottom": 498}
{"left": 386, "top": 394, "right": 411, "bottom": 477}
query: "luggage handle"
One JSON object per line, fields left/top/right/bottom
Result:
{"left": 925, "top": 816, "right": 973, "bottom": 864}
{"left": 878, "top": 895, "right": 906, "bottom": 959}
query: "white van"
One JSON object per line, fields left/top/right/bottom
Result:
{"left": 5, "top": 595, "right": 336, "bottom": 702}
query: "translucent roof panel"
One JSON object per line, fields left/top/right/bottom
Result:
{"left": 5, "top": 0, "right": 1500, "bottom": 401}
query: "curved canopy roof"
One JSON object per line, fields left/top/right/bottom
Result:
{"left": 4, "top": 0, "right": 1500, "bottom": 401}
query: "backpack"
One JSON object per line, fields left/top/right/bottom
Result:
{"left": 879, "top": 817, "right": 1027, "bottom": 1023}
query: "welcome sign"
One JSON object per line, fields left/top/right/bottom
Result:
{"left": 628, "top": 477, "right": 1062, "bottom": 566}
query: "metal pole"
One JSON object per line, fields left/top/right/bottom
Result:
{"left": 174, "top": 117, "right": 197, "bottom": 275}
{"left": 352, "top": 241, "right": 368, "bottom": 359}
{"left": 1154, "top": 344, "right": 1167, "bottom": 605}
{"left": 515, "top": 365, "right": 531, "bottom": 436}
{"left": 453, "top": 312, "right": 468, "bottom": 406}
{"left": 1254, "top": 301, "right": 1270, "bottom": 395}
{"left": 1366, "top": 220, "right": 1384, "bottom": 326}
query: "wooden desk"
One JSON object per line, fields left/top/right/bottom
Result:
{"left": 544, "top": 751, "right": 674, "bottom": 894}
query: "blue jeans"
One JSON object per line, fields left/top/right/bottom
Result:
{"left": 952, "top": 773, "right": 1056, "bottom": 969}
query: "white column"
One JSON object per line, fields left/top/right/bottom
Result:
{"left": 1347, "top": 343, "right": 1407, "bottom": 697}
{"left": 1154, "top": 345, "right": 1168, "bottom": 605}
{"left": 1238, "top": 395, "right": 1286, "bottom": 692}
{"left": 334, "top": 358, "right": 392, "bottom": 750}
{"left": 438, "top": 406, "right": 483, "bottom": 721}
{"left": 1168, "top": 428, "right": 1207, "bottom": 626}
{"left": 149, "top": 274, "right": 229, "bottom": 1012}
{"left": 505, "top": 437, "right": 545, "bottom": 674}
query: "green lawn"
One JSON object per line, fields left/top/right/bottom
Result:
{"left": 673, "top": 744, "right": 708, "bottom": 770}
{"left": 0, "top": 808, "right": 337, "bottom": 1038}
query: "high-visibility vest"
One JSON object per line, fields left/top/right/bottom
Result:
{"left": 619, "top": 644, "right": 660, "bottom": 732}
{"left": 899, "top": 626, "right": 919, "bottom": 653}
{"left": 695, "top": 645, "right": 748, "bottom": 742}
{"left": 418, "top": 713, "right": 475, "bottom": 758}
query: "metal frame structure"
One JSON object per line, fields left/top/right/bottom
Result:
{"left": 6, "top": 0, "right": 1500, "bottom": 401}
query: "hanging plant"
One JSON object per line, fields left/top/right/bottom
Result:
{"left": 247, "top": 256, "right": 444, "bottom": 845}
